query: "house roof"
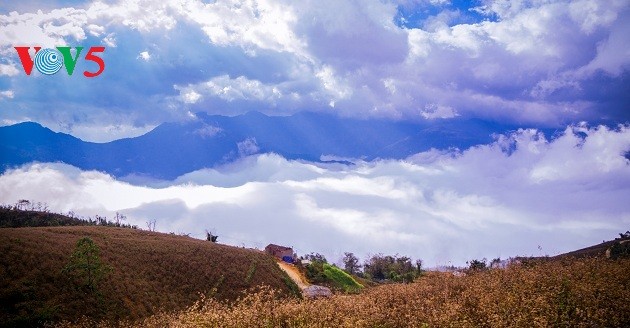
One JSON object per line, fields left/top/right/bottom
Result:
{"left": 265, "top": 244, "right": 292, "bottom": 251}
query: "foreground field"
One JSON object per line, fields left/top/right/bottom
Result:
{"left": 64, "top": 257, "right": 629, "bottom": 328}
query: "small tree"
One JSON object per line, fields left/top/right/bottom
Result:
{"left": 206, "top": 230, "right": 218, "bottom": 242}
{"left": 304, "top": 253, "right": 328, "bottom": 284}
{"left": 415, "top": 259, "right": 423, "bottom": 272}
{"left": 16, "top": 199, "right": 30, "bottom": 210}
{"left": 146, "top": 219, "right": 156, "bottom": 231}
{"left": 342, "top": 252, "right": 361, "bottom": 275}
{"left": 304, "top": 252, "right": 328, "bottom": 263}
{"left": 467, "top": 258, "right": 488, "bottom": 272}
{"left": 490, "top": 257, "right": 502, "bottom": 269}
{"left": 114, "top": 212, "right": 126, "bottom": 227}
{"left": 63, "top": 237, "right": 111, "bottom": 291}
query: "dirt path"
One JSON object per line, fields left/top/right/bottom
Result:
{"left": 276, "top": 261, "right": 310, "bottom": 290}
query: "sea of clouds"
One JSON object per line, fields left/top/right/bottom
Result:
{"left": 1, "top": 124, "right": 629, "bottom": 266}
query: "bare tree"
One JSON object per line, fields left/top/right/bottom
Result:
{"left": 114, "top": 212, "right": 126, "bottom": 226}
{"left": 146, "top": 219, "right": 156, "bottom": 232}
{"left": 342, "top": 252, "right": 361, "bottom": 275}
{"left": 16, "top": 199, "right": 30, "bottom": 210}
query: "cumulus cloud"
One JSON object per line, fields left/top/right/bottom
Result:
{"left": 1, "top": 124, "right": 628, "bottom": 265}
{"left": 1, "top": 0, "right": 629, "bottom": 138}
{"left": 137, "top": 50, "right": 151, "bottom": 61}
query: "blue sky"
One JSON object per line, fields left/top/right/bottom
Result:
{"left": 0, "top": 0, "right": 629, "bottom": 265}
{"left": 0, "top": 0, "right": 628, "bottom": 141}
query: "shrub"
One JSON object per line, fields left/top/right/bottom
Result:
{"left": 364, "top": 254, "right": 420, "bottom": 283}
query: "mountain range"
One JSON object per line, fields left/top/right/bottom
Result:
{"left": 0, "top": 111, "right": 551, "bottom": 180}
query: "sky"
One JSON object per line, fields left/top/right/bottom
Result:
{"left": 0, "top": 0, "right": 629, "bottom": 266}
{"left": 0, "top": 0, "right": 628, "bottom": 140}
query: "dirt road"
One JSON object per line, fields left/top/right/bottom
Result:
{"left": 276, "top": 261, "right": 310, "bottom": 290}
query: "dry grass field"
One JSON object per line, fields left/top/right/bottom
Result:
{"left": 62, "top": 257, "right": 630, "bottom": 328}
{"left": 0, "top": 226, "right": 300, "bottom": 326}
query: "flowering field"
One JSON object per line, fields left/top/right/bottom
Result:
{"left": 64, "top": 257, "right": 629, "bottom": 328}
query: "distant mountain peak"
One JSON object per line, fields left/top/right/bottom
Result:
{"left": 0, "top": 113, "right": 532, "bottom": 179}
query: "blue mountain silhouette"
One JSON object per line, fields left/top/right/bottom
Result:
{"left": 0, "top": 111, "right": 539, "bottom": 179}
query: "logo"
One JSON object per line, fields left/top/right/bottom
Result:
{"left": 14, "top": 46, "right": 106, "bottom": 77}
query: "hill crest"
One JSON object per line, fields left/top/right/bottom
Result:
{"left": 0, "top": 112, "right": 532, "bottom": 179}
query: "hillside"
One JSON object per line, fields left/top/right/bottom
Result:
{"left": 553, "top": 234, "right": 630, "bottom": 259}
{"left": 0, "top": 225, "right": 300, "bottom": 327}
{"left": 89, "top": 257, "right": 630, "bottom": 328}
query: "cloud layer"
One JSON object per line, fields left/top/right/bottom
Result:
{"left": 0, "top": 0, "right": 628, "bottom": 141}
{"left": 1, "top": 124, "right": 628, "bottom": 265}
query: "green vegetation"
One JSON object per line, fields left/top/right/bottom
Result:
{"left": 363, "top": 254, "right": 422, "bottom": 283}
{"left": 342, "top": 252, "right": 360, "bottom": 275}
{"left": 0, "top": 203, "right": 138, "bottom": 229}
{"left": 609, "top": 240, "right": 630, "bottom": 259}
{"left": 62, "top": 237, "right": 111, "bottom": 292}
{"left": 466, "top": 258, "right": 488, "bottom": 271}
{"left": 322, "top": 263, "right": 363, "bottom": 293}
{"left": 303, "top": 252, "right": 421, "bottom": 290}
{"left": 282, "top": 275, "right": 302, "bottom": 298}
{"left": 244, "top": 261, "right": 257, "bottom": 284}
{"left": 302, "top": 253, "right": 328, "bottom": 284}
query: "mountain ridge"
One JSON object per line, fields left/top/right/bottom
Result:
{"left": 1, "top": 112, "right": 544, "bottom": 179}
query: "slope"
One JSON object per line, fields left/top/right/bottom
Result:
{"left": 0, "top": 225, "right": 300, "bottom": 327}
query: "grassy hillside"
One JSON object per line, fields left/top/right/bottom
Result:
{"left": 0, "top": 225, "right": 300, "bottom": 327}
{"left": 78, "top": 257, "right": 630, "bottom": 328}
{"left": 322, "top": 264, "right": 363, "bottom": 293}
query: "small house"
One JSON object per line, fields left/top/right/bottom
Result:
{"left": 265, "top": 244, "right": 294, "bottom": 263}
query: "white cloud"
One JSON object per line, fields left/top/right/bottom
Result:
{"left": 174, "top": 0, "right": 305, "bottom": 55}
{"left": 0, "top": 63, "right": 19, "bottom": 76}
{"left": 64, "top": 123, "right": 157, "bottom": 143}
{"left": 420, "top": 103, "right": 458, "bottom": 119}
{"left": 316, "top": 65, "right": 352, "bottom": 101}
{"left": 577, "top": 16, "right": 630, "bottom": 77}
{"left": 568, "top": 0, "right": 623, "bottom": 34}
{"left": 176, "top": 75, "right": 284, "bottom": 103}
{"left": 193, "top": 124, "right": 222, "bottom": 138}
{"left": 0, "top": 0, "right": 629, "bottom": 137}
{"left": 137, "top": 50, "right": 151, "bottom": 61}
{"left": 0, "top": 7, "right": 89, "bottom": 51}
{"left": 237, "top": 137, "right": 259, "bottom": 157}
{"left": 1, "top": 124, "right": 628, "bottom": 265}
{"left": 102, "top": 33, "right": 117, "bottom": 47}
{"left": 181, "top": 90, "right": 201, "bottom": 104}
{"left": 0, "top": 90, "right": 14, "bottom": 99}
